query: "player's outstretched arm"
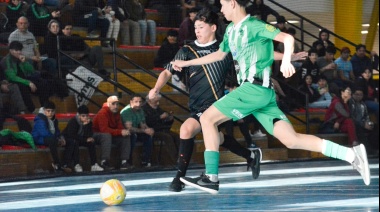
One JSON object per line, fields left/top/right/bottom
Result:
{"left": 274, "top": 32, "right": 295, "bottom": 78}
{"left": 274, "top": 51, "right": 308, "bottom": 61}
{"left": 171, "top": 49, "right": 227, "bottom": 71}
{"left": 149, "top": 69, "right": 172, "bottom": 99}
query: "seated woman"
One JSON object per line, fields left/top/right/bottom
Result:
{"left": 298, "top": 74, "right": 331, "bottom": 109}
{"left": 320, "top": 86, "right": 359, "bottom": 146}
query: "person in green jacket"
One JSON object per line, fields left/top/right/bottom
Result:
{"left": 0, "top": 41, "right": 68, "bottom": 113}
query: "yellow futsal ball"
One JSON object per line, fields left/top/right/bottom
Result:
{"left": 100, "top": 179, "right": 126, "bottom": 206}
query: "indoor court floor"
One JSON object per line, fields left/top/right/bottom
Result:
{"left": 0, "top": 158, "right": 378, "bottom": 212}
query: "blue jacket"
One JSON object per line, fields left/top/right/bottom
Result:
{"left": 32, "top": 113, "right": 60, "bottom": 145}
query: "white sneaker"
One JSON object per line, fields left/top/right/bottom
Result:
{"left": 91, "top": 163, "right": 104, "bottom": 172}
{"left": 251, "top": 129, "right": 266, "bottom": 138}
{"left": 352, "top": 144, "right": 371, "bottom": 185}
{"left": 74, "top": 164, "right": 83, "bottom": 173}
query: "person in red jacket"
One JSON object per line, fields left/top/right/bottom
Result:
{"left": 92, "top": 95, "right": 131, "bottom": 170}
{"left": 321, "top": 86, "right": 359, "bottom": 146}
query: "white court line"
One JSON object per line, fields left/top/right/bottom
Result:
{"left": 1, "top": 164, "right": 378, "bottom": 194}
{"left": 281, "top": 197, "right": 379, "bottom": 208}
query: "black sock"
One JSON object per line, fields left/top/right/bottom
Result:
{"left": 175, "top": 138, "right": 195, "bottom": 179}
{"left": 221, "top": 134, "right": 252, "bottom": 161}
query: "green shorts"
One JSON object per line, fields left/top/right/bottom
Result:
{"left": 214, "top": 82, "right": 289, "bottom": 135}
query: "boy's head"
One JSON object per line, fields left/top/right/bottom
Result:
{"left": 317, "top": 75, "right": 328, "bottom": 88}
{"left": 43, "top": 101, "right": 56, "bottom": 119}
{"left": 352, "top": 86, "right": 364, "bottom": 102}
{"left": 77, "top": 105, "right": 90, "bottom": 123}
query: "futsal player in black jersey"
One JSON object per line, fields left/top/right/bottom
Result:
{"left": 149, "top": 8, "right": 262, "bottom": 192}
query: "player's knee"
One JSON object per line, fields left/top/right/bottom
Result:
{"left": 180, "top": 126, "right": 192, "bottom": 138}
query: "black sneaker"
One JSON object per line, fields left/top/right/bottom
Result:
{"left": 120, "top": 162, "right": 128, "bottom": 170}
{"left": 247, "top": 148, "right": 262, "bottom": 179}
{"left": 180, "top": 173, "right": 219, "bottom": 194}
{"left": 168, "top": 178, "right": 185, "bottom": 192}
{"left": 101, "top": 161, "right": 115, "bottom": 171}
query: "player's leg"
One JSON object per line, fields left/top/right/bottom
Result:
{"left": 273, "top": 120, "right": 371, "bottom": 185}
{"left": 219, "top": 132, "right": 262, "bottom": 179}
{"left": 169, "top": 118, "right": 202, "bottom": 192}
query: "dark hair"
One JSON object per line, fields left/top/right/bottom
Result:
{"left": 308, "top": 48, "right": 318, "bottom": 56}
{"left": 8, "top": 41, "right": 23, "bottom": 50}
{"left": 167, "top": 29, "right": 179, "bottom": 37}
{"left": 356, "top": 44, "right": 366, "bottom": 51}
{"left": 287, "top": 27, "right": 296, "bottom": 35}
{"left": 194, "top": 7, "right": 224, "bottom": 41}
{"left": 276, "top": 16, "right": 286, "bottom": 24}
{"left": 352, "top": 85, "right": 363, "bottom": 94}
{"left": 235, "top": 0, "right": 250, "bottom": 7}
{"left": 77, "top": 105, "right": 89, "bottom": 114}
{"left": 43, "top": 101, "right": 56, "bottom": 110}
{"left": 317, "top": 75, "right": 327, "bottom": 81}
{"left": 130, "top": 94, "right": 142, "bottom": 101}
{"left": 326, "top": 45, "right": 336, "bottom": 54}
{"left": 61, "top": 22, "right": 73, "bottom": 30}
{"left": 319, "top": 28, "right": 330, "bottom": 40}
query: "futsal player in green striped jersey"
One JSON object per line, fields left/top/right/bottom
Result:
{"left": 172, "top": 0, "right": 371, "bottom": 194}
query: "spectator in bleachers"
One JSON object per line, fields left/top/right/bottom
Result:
{"left": 102, "top": 5, "right": 120, "bottom": 47}
{"left": 178, "top": 7, "right": 198, "bottom": 46}
{"left": 60, "top": 23, "right": 109, "bottom": 77}
{"left": 143, "top": 94, "right": 180, "bottom": 164}
{"left": 92, "top": 95, "right": 131, "bottom": 170}
{"left": 1, "top": 40, "right": 68, "bottom": 113}
{"left": 125, "top": 0, "right": 156, "bottom": 46}
{"left": 316, "top": 45, "right": 342, "bottom": 89}
{"left": 274, "top": 15, "right": 287, "bottom": 32}
{"left": 350, "top": 44, "right": 372, "bottom": 78}
{"left": 73, "top": 0, "right": 110, "bottom": 42}
{"left": 26, "top": 0, "right": 61, "bottom": 37}
{"left": 146, "top": 0, "right": 182, "bottom": 28}
{"left": 300, "top": 48, "right": 319, "bottom": 85}
{"left": 298, "top": 74, "right": 331, "bottom": 109}
{"left": 5, "top": 0, "right": 28, "bottom": 32}
{"left": 120, "top": 94, "right": 154, "bottom": 167}
{"left": 181, "top": 0, "right": 196, "bottom": 21}
{"left": 154, "top": 29, "right": 179, "bottom": 68}
{"left": 0, "top": 69, "right": 27, "bottom": 114}
{"left": 8, "top": 16, "right": 58, "bottom": 77}
{"left": 355, "top": 68, "right": 379, "bottom": 123}
{"left": 349, "top": 86, "right": 378, "bottom": 154}
{"left": 334, "top": 46, "right": 355, "bottom": 86}
{"left": 32, "top": 101, "right": 73, "bottom": 172}
{"left": 320, "top": 86, "right": 359, "bottom": 146}
{"left": 277, "top": 27, "right": 300, "bottom": 54}
{"left": 312, "top": 29, "right": 335, "bottom": 57}
{"left": 62, "top": 105, "right": 104, "bottom": 172}
{"left": 245, "top": 0, "right": 280, "bottom": 22}
{"left": 116, "top": 0, "right": 141, "bottom": 45}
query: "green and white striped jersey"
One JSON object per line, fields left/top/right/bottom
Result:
{"left": 220, "top": 15, "right": 280, "bottom": 86}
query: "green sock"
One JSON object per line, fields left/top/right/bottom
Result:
{"left": 322, "top": 139, "right": 355, "bottom": 163}
{"left": 204, "top": 150, "right": 220, "bottom": 175}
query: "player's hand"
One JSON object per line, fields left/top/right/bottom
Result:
{"left": 170, "top": 60, "right": 187, "bottom": 71}
{"left": 280, "top": 62, "right": 295, "bottom": 78}
{"left": 148, "top": 88, "right": 159, "bottom": 100}
{"left": 291, "top": 51, "right": 308, "bottom": 61}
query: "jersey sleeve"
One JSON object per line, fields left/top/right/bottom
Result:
{"left": 164, "top": 47, "right": 188, "bottom": 75}
{"left": 219, "top": 24, "right": 233, "bottom": 53}
{"left": 254, "top": 21, "right": 281, "bottom": 40}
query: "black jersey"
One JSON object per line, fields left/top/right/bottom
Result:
{"left": 165, "top": 40, "right": 233, "bottom": 115}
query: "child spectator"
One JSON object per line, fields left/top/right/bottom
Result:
{"left": 312, "top": 29, "right": 335, "bottom": 57}
{"left": 32, "top": 101, "right": 73, "bottom": 172}
{"left": 154, "top": 29, "right": 179, "bottom": 68}
{"left": 102, "top": 5, "right": 120, "bottom": 47}
{"left": 26, "top": 0, "right": 61, "bottom": 36}
{"left": 349, "top": 86, "right": 378, "bottom": 154}
{"left": 300, "top": 48, "right": 319, "bottom": 85}
{"left": 62, "top": 105, "right": 104, "bottom": 172}
{"left": 320, "top": 86, "right": 359, "bottom": 146}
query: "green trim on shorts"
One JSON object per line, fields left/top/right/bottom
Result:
{"left": 214, "top": 82, "right": 290, "bottom": 135}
